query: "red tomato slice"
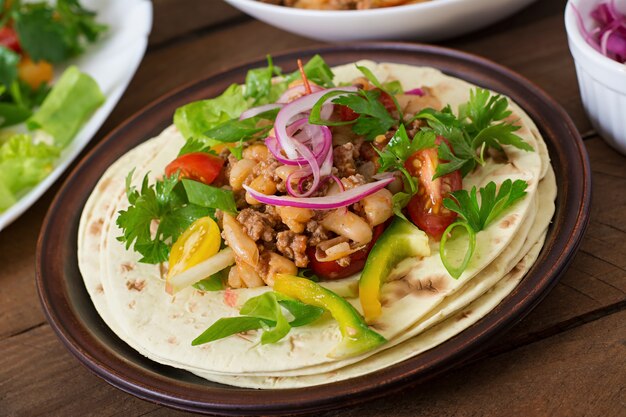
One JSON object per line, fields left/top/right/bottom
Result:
{"left": 0, "top": 27, "right": 21, "bottom": 53}
{"left": 165, "top": 152, "right": 224, "bottom": 185}
{"left": 308, "top": 223, "right": 387, "bottom": 280}
{"left": 404, "top": 137, "right": 462, "bottom": 240}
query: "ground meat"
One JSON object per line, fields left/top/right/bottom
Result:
{"left": 306, "top": 218, "right": 331, "bottom": 246}
{"left": 341, "top": 174, "right": 366, "bottom": 189}
{"left": 276, "top": 231, "right": 309, "bottom": 267}
{"left": 236, "top": 208, "right": 280, "bottom": 242}
{"left": 333, "top": 143, "right": 359, "bottom": 177}
{"left": 253, "top": 156, "right": 281, "bottom": 180}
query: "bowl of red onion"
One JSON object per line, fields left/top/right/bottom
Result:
{"left": 565, "top": 0, "right": 626, "bottom": 154}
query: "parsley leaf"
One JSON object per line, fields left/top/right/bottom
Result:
{"left": 442, "top": 179, "right": 528, "bottom": 232}
{"left": 414, "top": 89, "right": 533, "bottom": 179}
{"left": 356, "top": 64, "right": 404, "bottom": 121}
{"left": 13, "top": 0, "right": 106, "bottom": 63}
{"left": 333, "top": 89, "right": 396, "bottom": 140}
{"left": 439, "top": 179, "right": 528, "bottom": 279}
{"left": 116, "top": 173, "right": 214, "bottom": 264}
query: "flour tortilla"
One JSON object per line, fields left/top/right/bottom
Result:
{"left": 78, "top": 61, "right": 553, "bottom": 385}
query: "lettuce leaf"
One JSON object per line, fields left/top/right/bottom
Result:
{"left": 27, "top": 66, "right": 105, "bottom": 147}
{"left": 173, "top": 84, "right": 249, "bottom": 145}
{"left": 0, "top": 133, "right": 60, "bottom": 211}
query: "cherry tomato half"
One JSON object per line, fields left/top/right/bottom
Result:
{"left": 404, "top": 138, "right": 462, "bottom": 240}
{"left": 165, "top": 152, "right": 224, "bottom": 185}
{"left": 337, "top": 88, "right": 396, "bottom": 122}
{"left": 307, "top": 223, "right": 387, "bottom": 280}
{"left": 0, "top": 27, "right": 21, "bottom": 53}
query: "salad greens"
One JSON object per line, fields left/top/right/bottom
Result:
{"left": 27, "top": 66, "right": 104, "bottom": 147}
{"left": 192, "top": 292, "right": 325, "bottom": 346}
{"left": 0, "top": 66, "right": 104, "bottom": 212}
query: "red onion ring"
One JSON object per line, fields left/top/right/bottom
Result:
{"left": 243, "top": 177, "right": 394, "bottom": 210}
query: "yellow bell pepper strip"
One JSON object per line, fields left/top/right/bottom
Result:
{"left": 274, "top": 274, "right": 387, "bottom": 359}
{"left": 359, "top": 217, "right": 430, "bottom": 324}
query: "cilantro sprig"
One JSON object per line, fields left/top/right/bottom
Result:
{"left": 116, "top": 172, "right": 237, "bottom": 264}
{"left": 439, "top": 179, "right": 529, "bottom": 278}
{"left": 192, "top": 292, "right": 325, "bottom": 346}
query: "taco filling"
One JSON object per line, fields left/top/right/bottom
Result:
{"left": 78, "top": 56, "right": 555, "bottom": 388}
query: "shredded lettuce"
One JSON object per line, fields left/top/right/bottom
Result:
{"left": 0, "top": 133, "right": 60, "bottom": 211}
{"left": 27, "top": 66, "right": 105, "bottom": 147}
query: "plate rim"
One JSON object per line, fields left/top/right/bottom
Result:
{"left": 36, "top": 42, "right": 591, "bottom": 415}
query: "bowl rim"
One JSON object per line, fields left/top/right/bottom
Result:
{"left": 226, "top": 0, "right": 484, "bottom": 17}
{"left": 564, "top": 0, "right": 626, "bottom": 75}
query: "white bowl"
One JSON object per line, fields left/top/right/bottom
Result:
{"left": 565, "top": 0, "right": 626, "bottom": 154}
{"left": 225, "top": 0, "right": 537, "bottom": 42}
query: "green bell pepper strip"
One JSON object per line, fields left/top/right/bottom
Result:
{"left": 359, "top": 217, "right": 430, "bottom": 323}
{"left": 274, "top": 274, "right": 387, "bottom": 359}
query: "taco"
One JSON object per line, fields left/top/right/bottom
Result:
{"left": 78, "top": 57, "right": 555, "bottom": 387}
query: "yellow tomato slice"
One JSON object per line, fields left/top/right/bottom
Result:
{"left": 167, "top": 216, "right": 221, "bottom": 281}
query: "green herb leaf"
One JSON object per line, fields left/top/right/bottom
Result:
{"left": 356, "top": 64, "right": 404, "bottom": 121}
{"left": 239, "top": 292, "right": 290, "bottom": 345}
{"left": 174, "top": 84, "right": 249, "bottom": 145}
{"left": 333, "top": 89, "right": 396, "bottom": 140}
{"left": 204, "top": 108, "right": 279, "bottom": 143}
{"left": 192, "top": 270, "right": 225, "bottom": 291}
{"left": 443, "top": 179, "right": 528, "bottom": 232}
{"left": 244, "top": 55, "right": 285, "bottom": 105}
{"left": 285, "top": 54, "right": 335, "bottom": 88}
{"left": 0, "top": 46, "right": 19, "bottom": 88}
{"left": 391, "top": 191, "right": 412, "bottom": 222}
{"left": 181, "top": 179, "right": 237, "bottom": 214}
{"left": 116, "top": 174, "right": 213, "bottom": 264}
{"left": 308, "top": 90, "right": 356, "bottom": 127}
{"left": 277, "top": 298, "right": 325, "bottom": 327}
{"left": 191, "top": 316, "right": 271, "bottom": 346}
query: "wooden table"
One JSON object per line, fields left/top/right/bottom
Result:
{"left": 1, "top": 1, "right": 625, "bottom": 416}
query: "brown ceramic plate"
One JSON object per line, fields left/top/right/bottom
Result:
{"left": 36, "top": 43, "right": 591, "bottom": 416}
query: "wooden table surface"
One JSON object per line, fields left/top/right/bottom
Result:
{"left": 1, "top": 1, "right": 625, "bottom": 416}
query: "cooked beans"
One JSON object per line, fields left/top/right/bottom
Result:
{"left": 245, "top": 176, "right": 277, "bottom": 205}
{"left": 229, "top": 159, "right": 256, "bottom": 191}
{"left": 276, "top": 206, "right": 314, "bottom": 233}
{"left": 322, "top": 210, "right": 372, "bottom": 245}
{"left": 222, "top": 213, "right": 259, "bottom": 267}
{"left": 361, "top": 188, "right": 393, "bottom": 226}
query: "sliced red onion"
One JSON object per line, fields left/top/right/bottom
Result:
{"left": 574, "top": 1, "right": 626, "bottom": 62}
{"left": 274, "top": 87, "right": 357, "bottom": 159}
{"left": 264, "top": 122, "right": 331, "bottom": 166}
{"left": 405, "top": 88, "right": 425, "bottom": 96}
{"left": 243, "top": 177, "right": 395, "bottom": 210}
{"left": 239, "top": 103, "right": 283, "bottom": 120}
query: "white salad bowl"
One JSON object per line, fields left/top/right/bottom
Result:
{"left": 565, "top": 0, "right": 626, "bottom": 155}
{"left": 225, "top": 0, "right": 537, "bottom": 42}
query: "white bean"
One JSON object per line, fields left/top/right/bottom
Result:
{"left": 222, "top": 213, "right": 259, "bottom": 267}
{"left": 229, "top": 159, "right": 256, "bottom": 191}
{"left": 322, "top": 210, "right": 372, "bottom": 245}
{"left": 361, "top": 188, "right": 393, "bottom": 226}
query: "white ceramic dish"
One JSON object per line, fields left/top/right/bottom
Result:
{"left": 224, "top": 0, "right": 537, "bottom": 42}
{"left": 565, "top": 0, "right": 626, "bottom": 155}
{"left": 0, "top": 0, "right": 153, "bottom": 232}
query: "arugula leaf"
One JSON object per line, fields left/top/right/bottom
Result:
{"left": 191, "top": 316, "right": 270, "bottom": 346}
{"left": 285, "top": 54, "right": 334, "bottom": 88}
{"left": 333, "top": 89, "right": 396, "bottom": 140}
{"left": 192, "top": 291, "right": 325, "bottom": 346}
{"left": 181, "top": 179, "right": 237, "bottom": 214}
{"left": 116, "top": 173, "right": 213, "bottom": 264}
{"left": 204, "top": 108, "right": 279, "bottom": 143}
{"left": 443, "top": 179, "right": 528, "bottom": 232}
{"left": 192, "top": 270, "right": 225, "bottom": 291}
{"left": 244, "top": 55, "right": 284, "bottom": 104}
